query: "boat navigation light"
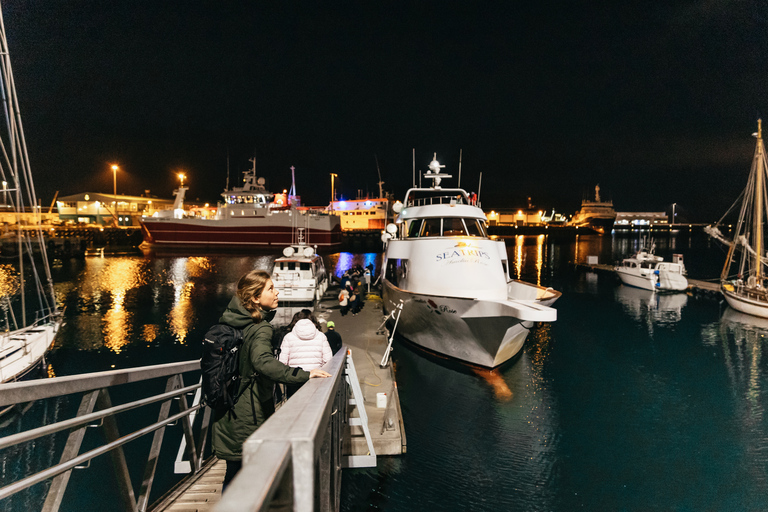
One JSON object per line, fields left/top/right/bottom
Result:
{"left": 283, "top": 247, "right": 295, "bottom": 257}
{"left": 392, "top": 201, "right": 403, "bottom": 214}
{"left": 303, "top": 247, "right": 314, "bottom": 257}
{"left": 386, "top": 223, "right": 398, "bottom": 235}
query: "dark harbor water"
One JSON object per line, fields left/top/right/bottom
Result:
{"left": 2, "top": 231, "right": 767, "bottom": 511}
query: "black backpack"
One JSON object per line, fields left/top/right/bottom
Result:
{"left": 200, "top": 324, "right": 246, "bottom": 412}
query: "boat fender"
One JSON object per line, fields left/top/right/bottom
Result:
{"left": 654, "top": 270, "right": 660, "bottom": 275}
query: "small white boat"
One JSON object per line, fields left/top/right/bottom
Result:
{"left": 381, "top": 153, "right": 560, "bottom": 368}
{"left": 273, "top": 242, "right": 328, "bottom": 304}
{"left": 615, "top": 243, "right": 688, "bottom": 292}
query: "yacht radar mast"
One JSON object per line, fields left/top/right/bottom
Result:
{"left": 424, "top": 153, "right": 452, "bottom": 189}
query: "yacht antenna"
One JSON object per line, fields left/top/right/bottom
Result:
{"left": 477, "top": 172, "right": 483, "bottom": 205}
{"left": 375, "top": 154, "right": 384, "bottom": 198}
{"left": 225, "top": 149, "right": 230, "bottom": 191}
{"left": 412, "top": 148, "right": 416, "bottom": 187}
{"left": 458, "top": 148, "right": 463, "bottom": 188}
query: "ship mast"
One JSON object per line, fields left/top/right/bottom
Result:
{"left": 757, "top": 118, "right": 764, "bottom": 284}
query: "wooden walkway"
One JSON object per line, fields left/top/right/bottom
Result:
{"left": 151, "top": 458, "right": 225, "bottom": 512}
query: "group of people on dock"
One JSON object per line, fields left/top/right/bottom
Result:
{"left": 338, "top": 265, "right": 371, "bottom": 316}
{"left": 210, "top": 269, "right": 347, "bottom": 489}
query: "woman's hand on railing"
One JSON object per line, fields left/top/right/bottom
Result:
{"left": 309, "top": 368, "right": 331, "bottom": 378}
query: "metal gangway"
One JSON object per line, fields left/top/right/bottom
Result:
{"left": 0, "top": 346, "right": 369, "bottom": 511}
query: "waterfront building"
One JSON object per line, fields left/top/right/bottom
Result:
{"left": 614, "top": 211, "right": 669, "bottom": 228}
{"left": 56, "top": 192, "right": 210, "bottom": 227}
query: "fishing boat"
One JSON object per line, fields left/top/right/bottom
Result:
{"left": 380, "top": 154, "right": 561, "bottom": 368}
{"left": 706, "top": 120, "right": 768, "bottom": 318}
{"left": 139, "top": 159, "right": 342, "bottom": 249}
{"left": 272, "top": 231, "right": 329, "bottom": 304}
{"left": 615, "top": 241, "right": 688, "bottom": 292}
{"left": 0, "top": 6, "right": 62, "bottom": 387}
{"left": 569, "top": 184, "right": 617, "bottom": 234}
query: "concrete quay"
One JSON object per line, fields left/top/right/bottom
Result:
{"left": 313, "top": 285, "right": 407, "bottom": 457}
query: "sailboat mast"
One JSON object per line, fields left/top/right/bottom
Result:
{"left": 757, "top": 119, "right": 764, "bottom": 283}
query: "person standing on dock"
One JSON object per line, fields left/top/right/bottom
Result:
{"left": 325, "top": 321, "right": 343, "bottom": 354}
{"left": 279, "top": 313, "right": 333, "bottom": 397}
{"left": 211, "top": 270, "right": 331, "bottom": 490}
{"left": 339, "top": 286, "right": 351, "bottom": 316}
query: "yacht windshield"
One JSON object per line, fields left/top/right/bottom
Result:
{"left": 443, "top": 218, "right": 467, "bottom": 236}
{"left": 420, "top": 218, "right": 442, "bottom": 237}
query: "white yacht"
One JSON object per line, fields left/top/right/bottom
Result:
{"left": 380, "top": 154, "right": 560, "bottom": 368}
{"left": 615, "top": 244, "right": 688, "bottom": 292}
{"left": 272, "top": 236, "right": 329, "bottom": 304}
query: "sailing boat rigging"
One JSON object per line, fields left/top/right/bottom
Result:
{"left": 0, "top": 2, "right": 62, "bottom": 384}
{"left": 706, "top": 119, "right": 768, "bottom": 317}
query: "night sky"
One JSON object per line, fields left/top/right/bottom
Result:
{"left": 4, "top": 1, "right": 768, "bottom": 221}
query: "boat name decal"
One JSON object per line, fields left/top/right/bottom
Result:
{"left": 436, "top": 245, "right": 491, "bottom": 264}
{"left": 412, "top": 298, "right": 457, "bottom": 315}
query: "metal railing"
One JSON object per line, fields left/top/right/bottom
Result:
{"left": 216, "top": 347, "right": 349, "bottom": 512}
{"left": 0, "top": 360, "right": 205, "bottom": 512}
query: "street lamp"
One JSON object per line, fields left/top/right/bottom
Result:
{"left": 330, "top": 173, "right": 338, "bottom": 210}
{"left": 178, "top": 173, "right": 186, "bottom": 187}
{"left": 111, "top": 164, "right": 119, "bottom": 225}
{"left": 672, "top": 203, "right": 677, "bottom": 225}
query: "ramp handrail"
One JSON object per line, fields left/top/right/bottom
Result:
{"left": 217, "top": 346, "right": 349, "bottom": 512}
{"left": 0, "top": 359, "right": 205, "bottom": 512}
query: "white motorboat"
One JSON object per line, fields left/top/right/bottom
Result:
{"left": 273, "top": 239, "right": 329, "bottom": 304}
{"left": 706, "top": 120, "right": 768, "bottom": 318}
{"left": 0, "top": 7, "right": 62, "bottom": 386}
{"left": 380, "top": 154, "right": 561, "bottom": 368}
{"left": 615, "top": 243, "right": 688, "bottom": 292}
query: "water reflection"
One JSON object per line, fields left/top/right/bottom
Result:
{"left": 614, "top": 285, "right": 688, "bottom": 333}
{"left": 508, "top": 235, "right": 547, "bottom": 285}
{"left": 710, "top": 307, "right": 768, "bottom": 490}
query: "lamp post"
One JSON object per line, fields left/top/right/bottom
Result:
{"left": 178, "top": 173, "right": 186, "bottom": 187}
{"left": 330, "top": 173, "right": 338, "bottom": 211}
{"left": 111, "top": 164, "right": 118, "bottom": 226}
{"left": 672, "top": 202, "right": 677, "bottom": 225}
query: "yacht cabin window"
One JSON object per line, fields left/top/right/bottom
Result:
{"left": 420, "top": 218, "right": 442, "bottom": 237}
{"left": 443, "top": 218, "right": 467, "bottom": 236}
{"left": 405, "top": 217, "right": 489, "bottom": 238}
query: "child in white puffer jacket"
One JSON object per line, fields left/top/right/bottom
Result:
{"left": 279, "top": 318, "right": 333, "bottom": 371}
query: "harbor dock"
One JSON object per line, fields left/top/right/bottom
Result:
{"left": 153, "top": 285, "right": 405, "bottom": 511}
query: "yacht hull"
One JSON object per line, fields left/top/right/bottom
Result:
{"left": 139, "top": 214, "right": 342, "bottom": 249}
{"left": 722, "top": 286, "right": 768, "bottom": 319}
{"left": 0, "top": 320, "right": 60, "bottom": 383}
{"left": 382, "top": 281, "right": 557, "bottom": 368}
{"left": 616, "top": 269, "right": 688, "bottom": 292}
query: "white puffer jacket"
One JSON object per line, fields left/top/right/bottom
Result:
{"left": 279, "top": 319, "right": 333, "bottom": 370}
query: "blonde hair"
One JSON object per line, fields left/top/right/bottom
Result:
{"left": 236, "top": 270, "right": 272, "bottom": 322}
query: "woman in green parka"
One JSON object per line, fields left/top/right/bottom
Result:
{"left": 212, "top": 269, "right": 331, "bottom": 488}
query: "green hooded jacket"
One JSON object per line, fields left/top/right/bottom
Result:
{"left": 211, "top": 295, "right": 310, "bottom": 461}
